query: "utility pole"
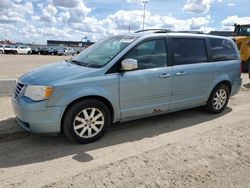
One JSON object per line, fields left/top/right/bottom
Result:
{"left": 142, "top": 0, "right": 149, "bottom": 30}
{"left": 80, "top": 34, "right": 88, "bottom": 47}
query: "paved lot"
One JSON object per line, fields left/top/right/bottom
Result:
{"left": 0, "top": 55, "right": 250, "bottom": 187}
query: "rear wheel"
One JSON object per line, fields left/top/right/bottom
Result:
{"left": 0, "top": 50, "right": 3, "bottom": 54}
{"left": 206, "top": 84, "right": 230, "bottom": 114}
{"left": 63, "top": 99, "right": 111, "bottom": 144}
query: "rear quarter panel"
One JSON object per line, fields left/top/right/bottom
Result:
{"left": 207, "top": 59, "right": 241, "bottom": 99}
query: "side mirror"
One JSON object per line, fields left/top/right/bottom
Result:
{"left": 121, "top": 58, "right": 138, "bottom": 71}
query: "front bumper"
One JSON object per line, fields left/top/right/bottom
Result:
{"left": 11, "top": 95, "right": 65, "bottom": 134}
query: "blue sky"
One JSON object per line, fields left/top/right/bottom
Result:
{"left": 0, "top": 0, "right": 250, "bottom": 44}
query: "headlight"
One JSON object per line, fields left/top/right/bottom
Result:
{"left": 24, "top": 85, "right": 53, "bottom": 101}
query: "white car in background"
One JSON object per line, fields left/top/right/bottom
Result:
{"left": 0, "top": 45, "right": 4, "bottom": 54}
{"left": 16, "top": 46, "right": 32, "bottom": 54}
{"left": 58, "top": 47, "right": 75, "bottom": 56}
{"left": 65, "top": 48, "right": 75, "bottom": 55}
{"left": 3, "top": 45, "right": 17, "bottom": 54}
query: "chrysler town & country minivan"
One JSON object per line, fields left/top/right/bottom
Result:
{"left": 12, "top": 30, "right": 242, "bottom": 143}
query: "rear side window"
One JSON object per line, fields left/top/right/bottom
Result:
{"left": 209, "top": 38, "right": 238, "bottom": 61}
{"left": 172, "top": 38, "right": 208, "bottom": 66}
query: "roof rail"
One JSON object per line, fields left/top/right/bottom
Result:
{"left": 134, "top": 29, "right": 205, "bottom": 34}
{"left": 134, "top": 29, "right": 170, "bottom": 33}
{"left": 135, "top": 29, "right": 205, "bottom": 34}
{"left": 173, "top": 31, "right": 204, "bottom": 34}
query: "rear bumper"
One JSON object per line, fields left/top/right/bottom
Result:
{"left": 11, "top": 95, "right": 65, "bottom": 134}
{"left": 231, "top": 78, "right": 242, "bottom": 96}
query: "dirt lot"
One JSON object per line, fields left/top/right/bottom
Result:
{"left": 0, "top": 54, "right": 68, "bottom": 79}
{"left": 0, "top": 55, "right": 250, "bottom": 188}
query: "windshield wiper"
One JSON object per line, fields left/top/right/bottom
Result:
{"left": 67, "top": 59, "right": 102, "bottom": 68}
{"left": 68, "top": 59, "right": 83, "bottom": 65}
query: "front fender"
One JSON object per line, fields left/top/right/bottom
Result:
{"left": 47, "top": 74, "right": 120, "bottom": 121}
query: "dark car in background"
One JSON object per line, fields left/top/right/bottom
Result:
{"left": 47, "top": 47, "right": 58, "bottom": 55}
{"left": 38, "top": 47, "right": 49, "bottom": 55}
{"left": 31, "top": 47, "right": 41, "bottom": 55}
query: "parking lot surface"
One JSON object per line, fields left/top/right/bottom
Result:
{"left": 0, "top": 55, "right": 67, "bottom": 79}
{"left": 0, "top": 55, "right": 250, "bottom": 188}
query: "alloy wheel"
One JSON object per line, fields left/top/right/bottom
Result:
{"left": 73, "top": 108, "right": 105, "bottom": 138}
{"left": 212, "top": 89, "right": 227, "bottom": 110}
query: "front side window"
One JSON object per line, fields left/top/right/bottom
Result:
{"left": 172, "top": 38, "right": 208, "bottom": 66}
{"left": 124, "top": 39, "right": 167, "bottom": 70}
{"left": 209, "top": 38, "right": 238, "bottom": 61}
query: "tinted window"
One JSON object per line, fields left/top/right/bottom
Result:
{"left": 124, "top": 39, "right": 167, "bottom": 70}
{"left": 172, "top": 38, "right": 208, "bottom": 65}
{"left": 209, "top": 38, "right": 238, "bottom": 61}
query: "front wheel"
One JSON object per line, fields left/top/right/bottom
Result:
{"left": 62, "top": 99, "right": 111, "bottom": 144}
{"left": 206, "top": 84, "right": 230, "bottom": 114}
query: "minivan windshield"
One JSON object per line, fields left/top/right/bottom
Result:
{"left": 72, "top": 35, "right": 137, "bottom": 68}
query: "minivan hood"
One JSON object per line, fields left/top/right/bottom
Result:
{"left": 19, "top": 61, "right": 97, "bottom": 85}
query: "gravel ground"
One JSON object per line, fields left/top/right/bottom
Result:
{"left": 0, "top": 55, "right": 250, "bottom": 188}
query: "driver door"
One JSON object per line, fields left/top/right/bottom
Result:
{"left": 119, "top": 38, "right": 172, "bottom": 119}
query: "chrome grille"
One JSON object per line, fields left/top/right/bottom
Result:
{"left": 14, "top": 82, "right": 25, "bottom": 99}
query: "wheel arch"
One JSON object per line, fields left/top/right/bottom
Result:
{"left": 209, "top": 80, "right": 232, "bottom": 99}
{"left": 60, "top": 95, "right": 114, "bottom": 133}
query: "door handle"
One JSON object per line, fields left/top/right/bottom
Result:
{"left": 175, "top": 72, "right": 186, "bottom": 76}
{"left": 159, "top": 73, "right": 171, "bottom": 79}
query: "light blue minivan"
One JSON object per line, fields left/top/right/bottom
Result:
{"left": 12, "top": 30, "right": 242, "bottom": 143}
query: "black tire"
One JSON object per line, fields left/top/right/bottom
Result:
{"left": 27, "top": 51, "right": 31, "bottom": 55}
{"left": 62, "top": 99, "right": 111, "bottom": 144}
{"left": 206, "top": 84, "right": 230, "bottom": 114}
{"left": 242, "top": 60, "right": 250, "bottom": 73}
